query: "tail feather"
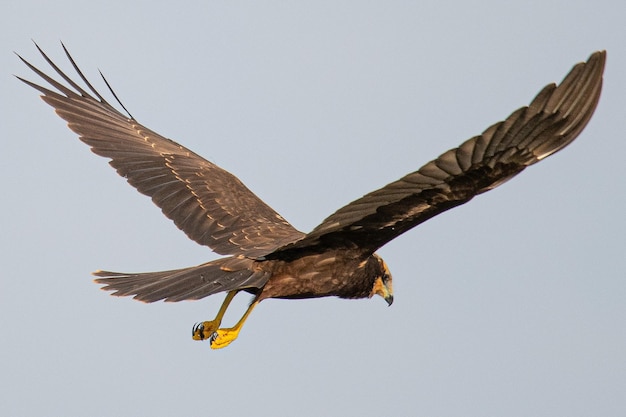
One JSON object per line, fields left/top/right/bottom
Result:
{"left": 92, "top": 257, "right": 269, "bottom": 303}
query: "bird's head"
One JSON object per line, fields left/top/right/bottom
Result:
{"left": 369, "top": 253, "right": 394, "bottom": 306}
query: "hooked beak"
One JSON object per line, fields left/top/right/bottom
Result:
{"left": 371, "top": 276, "right": 394, "bottom": 306}
{"left": 384, "top": 293, "right": 394, "bottom": 306}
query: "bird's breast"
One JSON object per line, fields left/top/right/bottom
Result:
{"left": 257, "top": 253, "right": 365, "bottom": 301}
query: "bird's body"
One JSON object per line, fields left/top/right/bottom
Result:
{"left": 259, "top": 252, "right": 389, "bottom": 301}
{"left": 18, "top": 44, "right": 605, "bottom": 348}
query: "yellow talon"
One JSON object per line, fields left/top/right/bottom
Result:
{"left": 210, "top": 299, "right": 259, "bottom": 349}
{"left": 210, "top": 327, "right": 241, "bottom": 349}
{"left": 192, "top": 320, "right": 219, "bottom": 341}
{"left": 192, "top": 291, "right": 259, "bottom": 349}
{"left": 192, "top": 290, "right": 238, "bottom": 342}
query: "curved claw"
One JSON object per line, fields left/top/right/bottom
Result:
{"left": 192, "top": 322, "right": 203, "bottom": 337}
{"left": 192, "top": 320, "right": 219, "bottom": 341}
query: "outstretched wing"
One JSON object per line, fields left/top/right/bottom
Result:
{"left": 17, "top": 43, "right": 304, "bottom": 258}
{"left": 274, "top": 51, "right": 605, "bottom": 257}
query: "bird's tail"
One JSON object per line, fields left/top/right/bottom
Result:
{"left": 92, "top": 256, "right": 269, "bottom": 303}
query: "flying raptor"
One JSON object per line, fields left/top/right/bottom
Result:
{"left": 18, "top": 44, "right": 605, "bottom": 349}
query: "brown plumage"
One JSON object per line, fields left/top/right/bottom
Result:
{"left": 17, "top": 43, "right": 605, "bottom": 348}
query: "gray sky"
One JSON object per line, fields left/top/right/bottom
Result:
{"left": 2, "top": 1, "right": 625, "bottom": 416}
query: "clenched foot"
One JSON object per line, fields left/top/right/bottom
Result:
{"left": 192, "top": 320, "right": 219, "bottom": 341}
{"left": 209, "top": 327, "right": 241, "bottom": 349}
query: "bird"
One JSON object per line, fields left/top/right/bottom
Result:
{"left": 17, "top": 43, "right": 605, "bottom": 349}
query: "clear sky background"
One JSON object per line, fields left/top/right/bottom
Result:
{"left": 2, "top": 1, "right": 625, "bottom": 416}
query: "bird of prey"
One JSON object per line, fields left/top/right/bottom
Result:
{"left": 18, "top": 43, "right": 605, "bottom": 349}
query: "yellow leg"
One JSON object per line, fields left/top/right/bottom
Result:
{"left": 210, "top": 299, "right": 259, "bottom": 349}
{"left": 192, "top": 290, "right": 238, "bottom": 341}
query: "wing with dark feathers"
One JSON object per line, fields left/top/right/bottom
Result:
{"left": 273, "top": 51, "right": 605, "bottom": 257}
{"left": 93, "top": 256, "right": 268, "bottom": 303}
{"left": 17, "top": 43, "right": 304, "bottom": 258}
